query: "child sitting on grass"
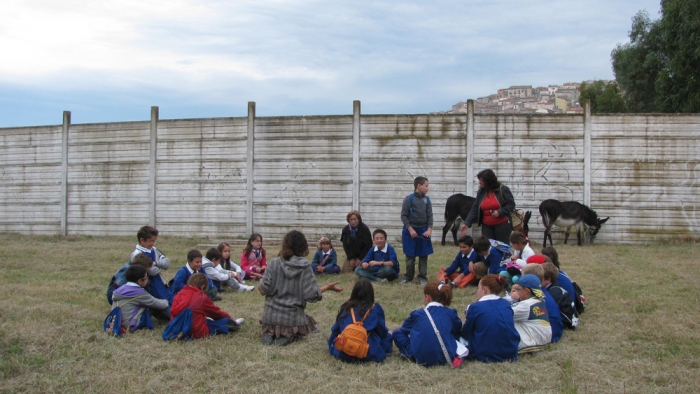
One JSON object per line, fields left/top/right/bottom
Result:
{"left": 393, "top": 282, "right": 463, "bottom": 367}
{"left": 259, "top": 230, "right": 343, "bottom": 346}
{"left": 472, "top": 236, "right": 507, "bottom": 278}
{"left": 520, "top": 264, "right": 563, "bottom": 343}
{"left": 328, "top": 278, "right": 393, "bottom": 362}
{"left": 541, "top": 262, "right": 578, "bottom": 330}
{"left": 312, "top": 237, "right": 340, "bottom": 274}
{"left": 437, "top": 235, "right": 478, "bottom": 288}
{"left": 131, "top": 225, "right": 172, "bottom": 304}
{"left": 111, "top": 265, "right": 170, "bottom": 333}
{"left": 510, "top": 274, "right": 552, "bottom": 353}
{"left": 241, "top": 233, "right": 267, "bottom": 280}
{"left": 218, "top": 242, "right": 245, "bottom": 283}
{"left": 169, "top": 273, "right": 244, "bottom": 339}
{"left": 170, "top": 249, "right": 219, "bottom": 301}
{"left": 355, "top": 229, "right": 400, "bottom": 283}
{"left": 202, "top": 248, "right": 254, "bottom": 293}
{"left": 107, "top": 253, "right": 156, "bottom": 304}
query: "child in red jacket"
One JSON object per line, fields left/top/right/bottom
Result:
{"left": 170, "top": 273, "right": 244, "bottom": 339}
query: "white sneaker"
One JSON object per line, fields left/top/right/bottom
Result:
{"left": 237, "top": 284, "right": 255, "bottom": 292}
{"left": 235, "top": 318, "right": 245, "bottom": 326}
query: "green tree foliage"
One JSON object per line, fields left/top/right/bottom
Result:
{"left": 611, "top": 2, "right": 700, "bottom": 113}
{"left": 579, "top": 81, "right": 626, "bottom": 113}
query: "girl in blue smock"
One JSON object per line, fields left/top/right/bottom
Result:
{"left": 393, "top": 282, "right": 463, "bottom": 367}
{"left": 328, "top": 279, "right": 393, "bottom": 362}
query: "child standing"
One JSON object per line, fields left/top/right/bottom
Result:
{"left": 437, "top": 235, "right": 479, "bottom": 288}
{"left": 461, "top": 274, "right": 520, "bottom": 362}
{"left": 510, "top": 274, "right": 552, "bottom": 353}
{"left": 169, "top": 273, "right": 244, "bottom": 339}
{"left": 241, "top": 233, "right": 267, "bottom": 281}
{"left": 311, "top": 237, "right": 340, "bottom": 274}
{"left": 170, "top": 250, "right": 219, "bottom": 301}
{"left": 218, "top": 242, "right": 245, "bottom": 284}
{"left": 259, "top": 230, "right": 343, "bottom": 346}
{"left": 393, "top": 282, "right": 463, "bottom": 367}
{"left": 400, "top": 176, "right": 434, "bottom": 285}
{"left": 354, "top": 229, "right": 400, "bottom": 283}
{"left": 111, "top": 265, "right": 170, "bottom": 333}
{"left": 131, "top": 225, "right": 173, "bottom": 304}
{"left": 328, "top": 278, "right": 393, "bottom": 362}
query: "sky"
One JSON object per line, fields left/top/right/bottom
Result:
{"left": 0, "top": 0, "right": 662, "bottom": 127}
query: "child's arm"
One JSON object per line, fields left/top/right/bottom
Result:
{"left": 154, "top": 248, "right": 170, "bottom": 270}
{"left": 201, "top": 296, "right": 232, "bottom": 320}
{"left": 169, "top": 269, "right": 186, "bottom": 294}
{"left": 326, "top": 250, "right": 338, "bottom": 270}
{"left": 139, "top": 294, "right": 169, "bottom": 311}
{"left": 240, "top": 252, "right": 253, "bottom": 275}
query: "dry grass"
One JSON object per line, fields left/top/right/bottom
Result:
{"left": 0, "top": 233, "right": 698, "bottom": 393}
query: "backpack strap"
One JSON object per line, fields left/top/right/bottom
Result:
{"left": 424, "top": 307, "right": 454, "bottom": 367}
{"left": 351, "top": 304, "right": 375, "bottom": 325}
{"left": 114, "top": 295, "right": 144, "bottom": 308}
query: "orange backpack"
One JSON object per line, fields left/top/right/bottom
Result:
{"left": 334, "top": 304, "right": 374, "bottom": 359}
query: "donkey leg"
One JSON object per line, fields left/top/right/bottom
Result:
{"left": 577, "top": 226, "right": 583, "bottom": 246}
{"left": 543, "top": 230, "right": 549, "bottom": 248}
{"left": 441, "top": 220, "right": 453, "bottom": 246}
{"left": 564, "top": 227, "right": 570, "bottom": 244}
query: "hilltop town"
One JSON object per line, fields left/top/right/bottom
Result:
{"left": 446, "top": 81, "right": 610, "bottom": 115}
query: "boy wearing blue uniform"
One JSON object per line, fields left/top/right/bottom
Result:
{"left": 170, "top": 249, "right": 220, "bottom": 301}
{"left": 401, "top": 176, "right": 433, "bottom": 285}
{"left": 472, "top": 236, "right": 506, "bottom": 278}
{"left": 437, "top": 235, "right": 478, "bottom": 288}
{"left": 111, "top": 265, "right": 170, "bottom": 332}
{"left": 355, "top": 229, "right": 400, "bottom": 283}
{"left": 131, "top": 225, "right": 173, "bottom": 304}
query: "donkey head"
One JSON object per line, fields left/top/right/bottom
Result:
{"left": 587, "top": 217, "right": 610, "bottom": 238}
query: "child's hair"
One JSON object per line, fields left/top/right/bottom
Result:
{"left": 521, "top": 264, "right": 544, "bottom": 282}
{"left": 509, "top": 231, "right": 528, "bottom": 245}
{"left": 372, "top": 229, "right": 387, "bottom": 239}
{"left": 337, "top": 278, "right": 375, "bottom": 320}
{"left": 346, "top": 210, "right": 362, "bottom": 223}
{"left": 473, "top": 236, "right": 491, "bottom": 253}
{"left": 424, "top": 282, "right": 453, "bottom": 306}
{"left": 414, "top": 176, "right": 429, "bottom": 190}
{"left": 137, "top": 225, "right": 159, "bottom": 242}
{"left": 131, "top": 253, "right": 153, "bottom": 270}
{"left": 244, "top": 233, "right": 266, "bottom": 259}
{"left": 217, "top": 242, "right": 232, "bottom": 270}
{"left": 541, "top": 247, "right": 560, "bottom": 268}
{"left": 477, "top": 169, "right": 500, "bottom": 190}
{"left": 205, "top": 247, "right": 223, "bottom": 262}
{"left": 279, "top": 230, "right": 309, "bottom": 259}
{"left": 187, "top": 249, "right": 203, "bottom": 262}
{"left": 187, "top": 273, "right": 209, "bottom": 290}
{"left": 318, "top": 236, "right": 333, "bottom": 250}
{"left": 458, "top": 235, "right": 474, "bottom": 247}
{"left": 542, "top": 262, "right": 560, "bottom": 282}
{"left": 125, "top": 265, "right": 147, "bottom": 283}
{"left": 480, "top": 274, "right": 506, "bottom": 294}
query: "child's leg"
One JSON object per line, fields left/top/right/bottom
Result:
{"left": 325, "top": 265, "right": 341, "bottom": 274}
{"left": 403, "top": 255, "right": 416, "bottom": 282}
{"left": 437, "top": 268, "right": 448, "bottom": 282}
{"left": 207, "top": 317, "right": 236, "bottom": 335}
{"left": 355, "top": 266, "right": 381, "bottom": 282}
{"left": 150, "top": 307, "right": 171, "bottom": 322}
{"left": 417, "top": 256, "right": 428, "bottom": 283}
{"left": 225, "top": 277, "right": 241, "bottom": 291}
{"left": 391, "top": 329, "right": 413, "bottom": 360}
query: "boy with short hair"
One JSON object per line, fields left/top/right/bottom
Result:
{"left": 202, "top": 248, "right": 255, "bottom": 293}
{"left": 355, "top": 229, "right": 400, "bottom": 283}
{"left": 520, "top": 264, "right": 564, "bottom": 342}
{"left": 170, "top": 249, "right": 219, "bottom": 301}
{"left": 472, "top": 236, "right": 506, "bottom": 278}
{"left": 400, "top": 176, "right": 433, "bottom": 285}
{"left": 510, "top": 274, "right": 552, "bottom": 353}
{"left": 437, "top": 235, "right": 478, "bottom": 288}
{"left": 132, "top": 225, "right": 173, "bottom": 304}
{"left": 106, "top": 253, "right": 154, "bottom": 304}
{"left": 542, "top": 262, "right": 579, "bottom": 330}
{"left": 111, "top": 265, "right": 170, "bottom": 333}
{"left": 169, "top": 273, "right": 244, "bottom": 339}
{"left": 541, "top": 246, "right": 578, "bottom": 307}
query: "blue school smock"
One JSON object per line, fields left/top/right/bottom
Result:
{"left": 444, "top": 249, "right": 478, "bottom": 276}
{"left": 328, "top": 304, "right": 393, "bottom": 363}
{"left": 556, "top": 270, "right": 577, "bottom": 306}
{"left": 393, "top": 304, "right": 462, "bottom": 367}
{"left": 542, "top": 288, "right": 563, "bottom": 343}
{"left": 461, "top": 297, "right": 520, "bottom": 362}
{"left": 170, "top": 265, "right": 213, "bottom": 295}
{"left": 480, "top": 246, "right": 505, "bottom": 275}
{"left": 311, "top": 249, "right": 339, "bottom": 272}
{"left": 362, "top": 244, "right": 400, "bottom": 280}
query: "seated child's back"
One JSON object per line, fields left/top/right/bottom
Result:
{"left": 111, "top": 265, "right": 170, "bottom": 333}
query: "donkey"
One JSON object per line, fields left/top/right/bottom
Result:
{"left": 539, "top": 199, "right": 609, "bottom": 247}
{"left": 520, "top": 210, "right": 532, "bottom": 238}
{"left": 441, "top": 193, "right": 476, "bottom": 246}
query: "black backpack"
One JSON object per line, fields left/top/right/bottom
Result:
{"left": 572, "top": 281, "right": 585, "bottom": 315}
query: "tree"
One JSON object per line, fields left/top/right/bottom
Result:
{"left": 579, "top": 80, "right": 625, "bottom": 113}
{"left": 611, "top": 2, "right": 700, "bottom": 113}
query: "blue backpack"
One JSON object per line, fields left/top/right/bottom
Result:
{"left": 162, "top": 296, "right": 205, "bottom": 341}
{"left": 106, "top": 262, "right": 131, "bottom": 305}
{"left": 104, "top": 296, "right": 154, "bottom": 336}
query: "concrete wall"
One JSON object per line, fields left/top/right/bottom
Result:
{"left": 1, "top": 101, "right": 698, "bottom": 244}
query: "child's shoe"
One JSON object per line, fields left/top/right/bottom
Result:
{"left": 261, "top": 334, "right": 274, "bottom": 345}
{"left": 238, "top": 284, "right": 255, "bottom": 292}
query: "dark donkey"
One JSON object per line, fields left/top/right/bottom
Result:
{"left": 539, "top": 199, "right": 610, "bottom": 247}
{"left": 441, "top": 193, "right": 476, "bottom": 246}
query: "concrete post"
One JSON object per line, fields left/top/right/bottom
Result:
{"left": 466, "top": 100, "right": 475, "bottom": 197}
{"left": 352, "top": 100, "right": 361, "bottom": 211}
{"left": 60, "top": 111, "right": 70, "bottom": 236}
{"left": 149, "top": 106, "right": 158, "bottom": 227}
{"left": 246, "top": 102, "right": 255, "bottom": 235}
{"left": 583, "top": 99, "right": 591, "bottom": 207}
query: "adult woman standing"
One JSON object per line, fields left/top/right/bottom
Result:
{"left": 340, "top": 210, "right": 373, "bottom": 273}
{"left": 460, "top": 169, "right": 515, "bottom": 244}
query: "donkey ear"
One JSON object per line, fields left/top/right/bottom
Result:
{"left": 599, "top": 217, "right": 610, "bottom": 224}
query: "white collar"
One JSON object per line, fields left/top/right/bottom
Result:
{"left": 135, "top": 244, "right": 153, "bottom": 253}
{"left": 478, "top": 294, "right": 501, "bottom": 302}
{"left": 323, "top": 250, "right": 332, "bottom": 255}
{"left": 462, "top": 249, "right": 475, "bottom": 258}
{"left": 425, "top": 301, "right": 444, "bottom": 308}
{"left": 186, "top": 263, "right": 195, "bottom": 274}
{"left": 125, "top": 282, "right": 140, "bottom": 287}
{"left": 374, "top": 244, "right": 388, "bottom": 253}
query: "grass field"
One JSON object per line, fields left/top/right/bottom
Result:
{"left": 0, "top": 233, "right": 698, "bottom": 393}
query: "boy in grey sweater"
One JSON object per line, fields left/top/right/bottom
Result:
{"left": 400, "top": 176, "right": 434, "bottom": 285}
